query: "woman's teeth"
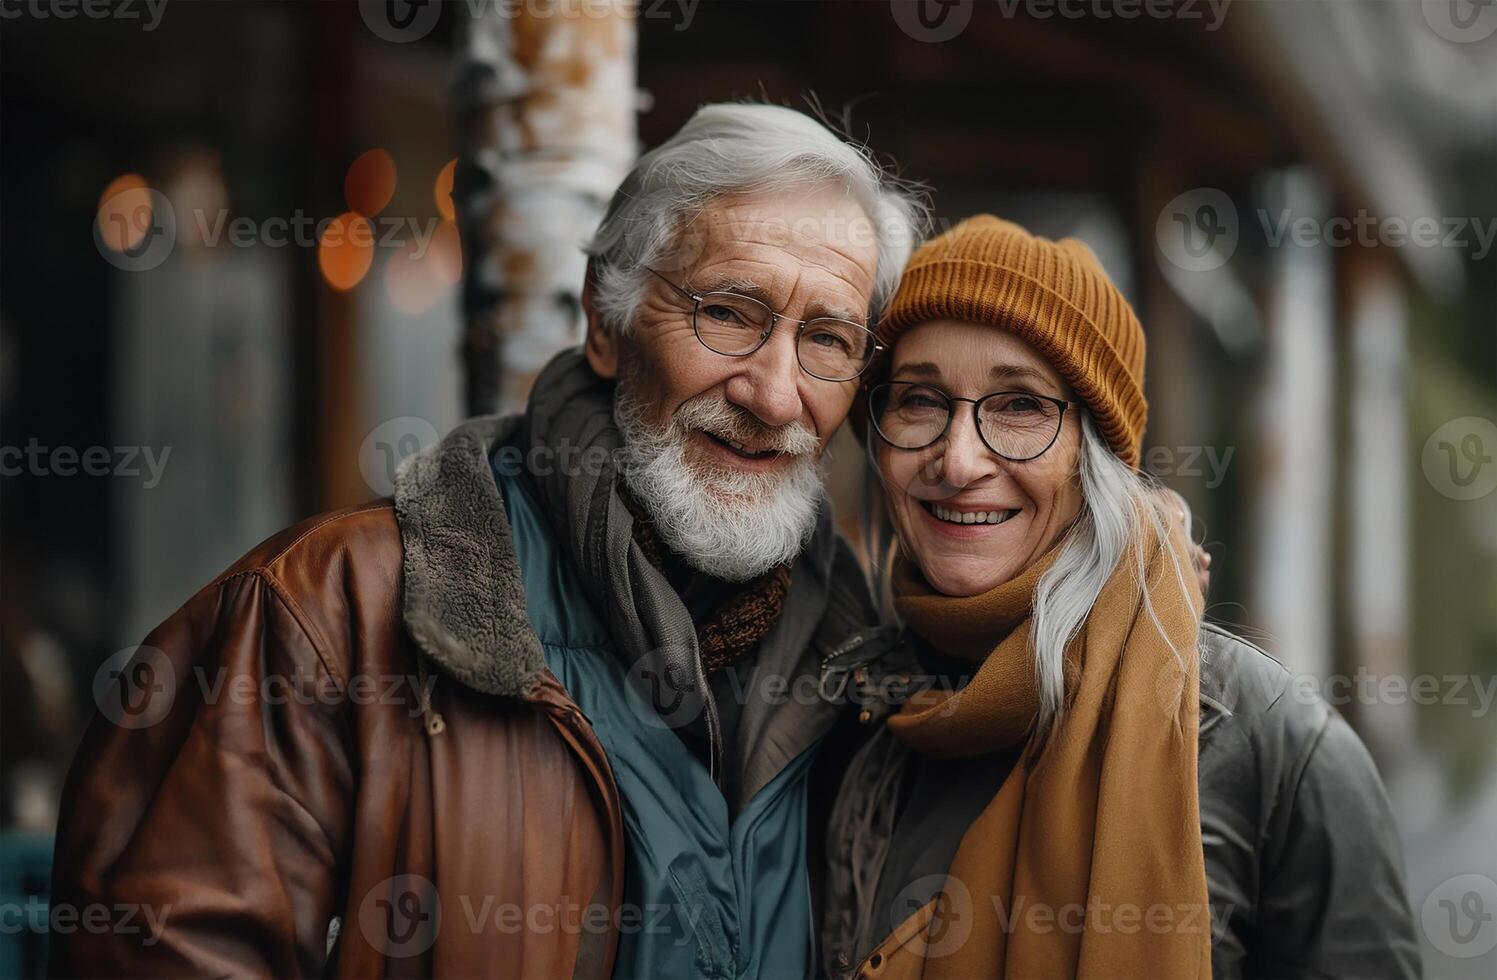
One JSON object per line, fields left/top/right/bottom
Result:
{"left": 927, "top": 502, "right": 1018, "bottom": 525}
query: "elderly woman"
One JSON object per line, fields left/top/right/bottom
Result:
{"left": 821, "top": 216, "right": 1421, "bottom": 978}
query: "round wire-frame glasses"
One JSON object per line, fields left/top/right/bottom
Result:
{"left": 647, "top": 267, "right": 882, "bottom": 382}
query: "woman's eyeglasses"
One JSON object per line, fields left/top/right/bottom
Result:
{"left": 868, "top": 381, "right": 1076, "bottom": 462}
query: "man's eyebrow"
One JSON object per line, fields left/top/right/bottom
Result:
{"left": 691, "top": 275, "right": 865, "bottom": 324}
{"left": 810, "top": 301, "right": 863, "bottom": 324}
{"left": 695, "top": 275, "right": 766, "bottom": 298}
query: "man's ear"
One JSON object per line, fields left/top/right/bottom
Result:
{"left": 582, "top": 261, "right": 619, "bottom": 380}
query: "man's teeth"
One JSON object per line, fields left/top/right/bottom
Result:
{"left": 721, "top": 436, "right": 774, "bottom": 457}
{"left": 929, "top": 503, "right": 1018, "bottom": 525}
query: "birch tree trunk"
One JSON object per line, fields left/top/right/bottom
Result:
{"left": 452, "top": 0, "right": 638, "bottom": 415}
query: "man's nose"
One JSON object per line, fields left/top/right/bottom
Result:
{"left": 938, "top": 406, "right": 997, "bottom": 489}
{"left": 724, "top": 326, "right": 804, "bottom": 428}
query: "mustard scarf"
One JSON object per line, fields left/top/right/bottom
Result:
{"left": 877, "top": 515, "right": 1212, "bottom": 979}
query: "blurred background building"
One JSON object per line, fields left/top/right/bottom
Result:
{"left": 2, "top": 1, "right": 1494, "bottom": 975}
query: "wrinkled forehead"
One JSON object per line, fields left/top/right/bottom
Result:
{"left": 891, "top": 320, "right": 1072, "bottom": 396}
{"left": 682, "top": 186, "right": 881, "bottom": 316}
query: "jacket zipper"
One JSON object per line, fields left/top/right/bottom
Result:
{"left": 694, "top": 643, "right": 724, "bottom": 787}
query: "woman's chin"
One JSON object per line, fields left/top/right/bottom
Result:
{"left": 893, "top": 505, "right": 1029, "bottom": 592}
{"left": 916, "top": 557, "right": 1020, "bottom": 598}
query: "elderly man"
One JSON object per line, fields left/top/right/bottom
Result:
{"left": 50, "top": 104, "right": 926, "bottom": 978}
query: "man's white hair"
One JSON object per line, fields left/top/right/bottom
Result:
{"left": 585, "top": 102, "right": 929, "bottom": 332}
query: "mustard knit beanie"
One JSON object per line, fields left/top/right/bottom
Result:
{"left": 862, "top": 215, "right": 1148, "bottom": 469}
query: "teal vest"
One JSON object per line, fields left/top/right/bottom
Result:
{"left": 498, "top": 467, "right": 818, "bottom": 979}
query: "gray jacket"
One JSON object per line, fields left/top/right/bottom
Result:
{"left": 822, "top": 624, "right": 1423, "bottom": 978}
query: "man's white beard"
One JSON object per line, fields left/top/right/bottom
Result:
{"left": 614, "top": 376, "right": 825, "bottom": 583}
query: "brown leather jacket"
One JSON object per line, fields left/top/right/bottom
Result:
{"left": 50, "top": 444, "right": 627, "bottom": 976}
{"left": 50, "top": 402, "right": 891, "bottom": 979}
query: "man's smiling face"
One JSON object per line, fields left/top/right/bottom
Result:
{"left": 584, "top": 181, "right": 882, "bottom": 579}
{"left": 604, "top": 182, "right": 879, "bottom": 468}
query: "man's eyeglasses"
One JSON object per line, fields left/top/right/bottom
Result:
{"left": 646, "top": 268, "right": 882, "bottom": 382}
{"left": 868, "top": 381, "right": 1077, "bottom": 462}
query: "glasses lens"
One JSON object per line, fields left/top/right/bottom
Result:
{"left": 978, "top": 392, "right": 1063, "bottom": 460}
{"left": 694, "top": 292, "right": 772, "bottom": 355}
{"left": 798, "top": 319, "right": 876, "bottom": 381}
{"left": 871, "top": 383, "right": 949, "bottom": 449}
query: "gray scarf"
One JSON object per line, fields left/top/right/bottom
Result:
{"left": 518, "top": 349, "right": 846, "bottom": 795}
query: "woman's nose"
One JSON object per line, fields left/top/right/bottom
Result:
{"left": 937, "top": 406, "right": 997, "bottom": 488}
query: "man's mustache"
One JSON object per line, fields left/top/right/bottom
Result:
{"left": 672, "top": 394, "right": 819, "bottom": 457}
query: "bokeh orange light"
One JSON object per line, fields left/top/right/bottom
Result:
{"left": 435, "top": 158, "right": 456, "bottom": 222}
{"left": 318, "top": 212, "right": 375, "bottom": 291}
{"left": 429, "top": 220, "right": 463, "bottom": 286}
{"left": 344, "top": 149, "right": 396, "bottom": 217}
{"left": 95, "top": 174, "right": 153, "bottom": 253}
{"left": 385, "top": 238, "right": 447, "bottom": 315}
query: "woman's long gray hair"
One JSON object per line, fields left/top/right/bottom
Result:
{"left": 863, "top": 412, "right": 1200, "bottom": 744}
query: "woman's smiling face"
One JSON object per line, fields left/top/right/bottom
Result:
{"left": 875, "top": 319, "right": 1085, "bottom": 597}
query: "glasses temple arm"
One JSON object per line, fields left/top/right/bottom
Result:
{"left": 645, "top": 266, "right": 698, "bottom": 302}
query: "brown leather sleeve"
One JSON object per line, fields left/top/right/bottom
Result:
{"left": 49, "top": 569, "right": 355, "bottom": 978}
